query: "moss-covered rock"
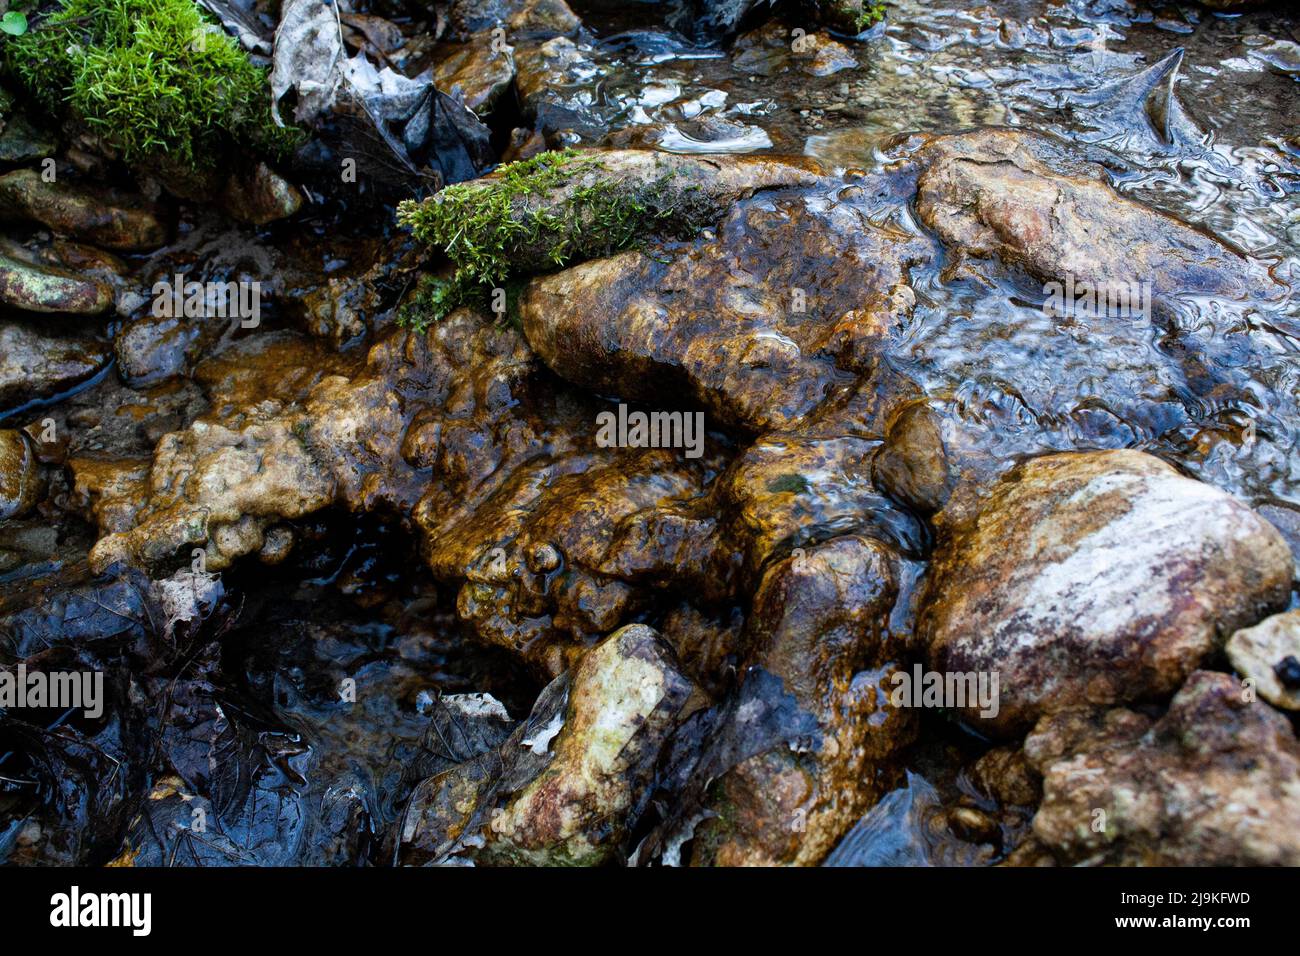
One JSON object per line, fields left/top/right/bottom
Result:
{"left": 396, "top": 147, "right": 824, "bottom": 328}
{"left": 4, "top": 0, "right": 297, "bottom": 170}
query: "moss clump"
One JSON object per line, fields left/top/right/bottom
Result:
{"left": 3, "top": 0, "right": 297, "bottom": 169}
{"left": 397, "top": 148, "right": 710, "bottom": 326}
{"left": 398, "top": 272, "right": 472, "bottom": 333}
{"left": 855, "top": 3, "right": 887, "bottom": 31}
{"left": 812, "top": 1, "right": 886, "bottom": 33}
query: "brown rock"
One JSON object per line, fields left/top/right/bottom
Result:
{"left": 920, "top": 450, "right": 1293, "bottom": 734}
{"left": 0, "top": 323, "right": 110, "bottom": 411}
{"left": 520, "top": 170, "right": 933, "bottom": 432}
{"left": 220, "top": 163, "right": 304, "bottom": 226}
{"left": 1028, "top": 671, "right": 1300, "bottom": 865}
{"left": 692, "top": 536, "right": 915, "bottom": 865}
{"left": 0, "top": 429, "right": 41, "bottom": 520}
{"left": 0, "top": 169, "right": 166, "bottom": 251}
{"left": 914, "top": 128, "right": 1280, "bottom": 304}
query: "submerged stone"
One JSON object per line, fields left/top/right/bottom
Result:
{"left": 912, "top": 128, "right": 1280, "bottom": 305}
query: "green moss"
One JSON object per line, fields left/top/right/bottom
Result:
{"left": 855, "top": 2, "right": 887, "bottom": 31}
{"left": 812, "top": 0, "right": 886, "bottom": 33}
{"left": 397, "top": 148, "right": 611, "bottom": 293}
{"left": 767, "top": 473, "right": 812, "bottom": 495}
{"left": 3, "top": 0, "right": 298, "bottom": 169}
{"left": 397, "top": 148, "right": 710, "bottom": 325}
{"left": 398, "top": 273, "right": 472, "bottom": 333}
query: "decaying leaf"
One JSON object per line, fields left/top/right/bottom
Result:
{"left": 271, "top": 0, "right": 491, "bottom": 189}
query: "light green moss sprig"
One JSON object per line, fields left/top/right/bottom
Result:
{"left": 4, "top": 0, "right": 298, "bottom": 169}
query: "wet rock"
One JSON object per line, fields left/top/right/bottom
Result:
{"left": 0, "top": 428, "right": 41, "bottom": 519}
{"left": 37, "top": 239, "right": 129, "bottom": 284}
{"left": 398, "top": 623, "right": 692, "bottom": 866}
{"left": 478, "top": 624, "right": 692, "bottom": 865}
{"left": 871, "top": 398, "right": 957, "bottom": 517}
{"left": 405, "top": 148, "right": 825, "bottom": 285}
{"left": 69, "top": 457, "right": 153, "bottom": 539}
{"left": 192, "top": 331, "right": 354, "bottom": 416}
{"left": 433, "top": 40, "right": 516, "bottom": 116}
{"left": 87, "top": 314, "right": 530, "bottom": 575}
{"left": 1028, "top": 671, "right": 1300, "bottom": 865}
{"left": 970, "top": 745, "right": 1041, "bottom": 811}
{"left": 88, "top": 410, "right": 334, "bottom": 572}
{"left": 0, "top": 114, "right": 58, "bottom": 164}
{"left": 913, "top": 128, "right": 1280, "bottom": 304}
{"left": 0, "top": 169, "right": 166, "bottom": 251}
{"left": 733, "top": 21, "right": 858, "bottom": 78}
{"left": 691, "top": 536, "right": 915, "bottom": 865}
{"left": 520, "top": 171, "right": 934, "bottom": 432}
{"left": 0, "top": 322, "right": 110, "bottom": 411}
{"left": 919, "top": 450, "right": 1293, "bottom": 735}
{"left": 446, "top": 0, "right": 581, "bottom": 40}
{"left": 0, "top": 249, "right": 113, "bottom": 314}
{"left": 711, "top": 388, "right": 926, "bottom": 582}
{"left": 1226, "top": 611, "right": 1300, "bottom": 711}
{"left": 434, "top": 446, "right": 725, "bottom": 676}
{"left": 86, "top": 307, "right": 729, "bottom": 676}
{"left": 220, "top": 163, "right": 304, "bottom": 226}
{"left": 812, "top": 0, "right": 887, "bottom": 34}
{"left": 113, "top": 311, "right": 216, "bottom": 386}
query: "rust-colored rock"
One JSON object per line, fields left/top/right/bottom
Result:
{"left": 692, "top": 536, "right": 915, "bottom": 866}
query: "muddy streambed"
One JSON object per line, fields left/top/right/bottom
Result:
{"left": 1, "top": 0, "right": 1299, "bottom": 867}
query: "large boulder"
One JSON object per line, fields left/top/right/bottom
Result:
{"left": 919, "top": 450, "right": 1293, "bottom": 734}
